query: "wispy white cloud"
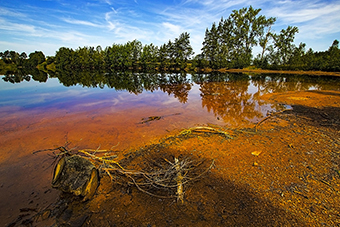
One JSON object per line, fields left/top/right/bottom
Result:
{"left": 102, "top": 0, "right": 113, "bottom": 6}
{"left": 0, "top": 7, "right": 27, "bottom": 18}
{"left": 297, "top": 10, "right": 340, "bottom": 38}
{"left": 0, "top": 18, "right": 37, "bottom": 34}
{"left": 268, "top": 0, "right": 340, "bottom": 24}
{"left": 162, "top": 22, "right": 183, "bottom": 36}
{"left": 262, "top": 0, "right": 340, "bottom": 45}
{"left": 62, "top": 18, "right": 102, "bottom": 27}
{"left": 0, "top": 17, "right": 88, "bottom": 42}
{"left": 103, "top": 6, "right": 154, "bottom": 42}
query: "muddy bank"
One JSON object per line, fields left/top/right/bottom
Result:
{"left": 219, "top": 68, "right": 340, "bottom": 77}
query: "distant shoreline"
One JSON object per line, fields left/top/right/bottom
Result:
{"left": 1, "top": 62, "right": 340, "bottom": 77}
{"left": 215, "top": 68, "right": 340, "bottom": 77}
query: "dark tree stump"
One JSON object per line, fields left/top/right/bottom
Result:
{"left": 52, "top": 155, "right": 99, "bottom": 200}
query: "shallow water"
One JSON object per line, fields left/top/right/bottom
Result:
{"left": 0, "top": 71, "right": 339, "bottom": 226}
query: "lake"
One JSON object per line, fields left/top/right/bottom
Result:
{"left": 1, "top": 70, "right": 339, "bottom": 226}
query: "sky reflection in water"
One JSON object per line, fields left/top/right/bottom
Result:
{"left": 0, "top": 73, "right": 264, "bottom": 126}
{"left": 1, "top": 72, "right": 340, "bottom": 128}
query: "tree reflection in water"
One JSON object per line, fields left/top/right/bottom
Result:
{"left": 2, "top": 69, "right": 340, "bottom": 125}
{"left": 194, "top": 73, "right": 263, "bottom": 125}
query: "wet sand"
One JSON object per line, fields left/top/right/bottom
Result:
{"left": 220, "top": 68, "right": 340, "bottom": 77}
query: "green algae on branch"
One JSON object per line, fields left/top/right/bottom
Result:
{"left": 178, "top": 126, "right": 234, "bottom": 139}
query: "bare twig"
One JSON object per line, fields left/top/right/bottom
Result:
{"left": 255, "top": 109, "right": 291, "bottom": 132}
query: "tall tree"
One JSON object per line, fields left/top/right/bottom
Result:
{"left": 127, "top": 40, "right": 142, "bottom": 68}
{"left": 289, "top": 42, "right": 306, "bottom": 69}
{"left": 229, "top": 6, "right": 276, "bottom": 68}
{"left": 140, "top": 43, "right": 159, "bottom": 69}
{"left": 27, "top": 51, "right": 45, "bottom": 68}
{"left": 55, "top": 47, "right": 75, "bottom": 69}
{"left": 269, "top": 26, "right": 299, "bottom": 67}
{"left": 173, "top": 32, "right": 194, "bottom": 68}
{"left": 201, "top": 23, "right": 219, "bottom": 68}
{"left": 201, "top": 6, "right": 276, "bottom": 69}
{"left": 327, "top": 39, "right": 340, "bottom": 71}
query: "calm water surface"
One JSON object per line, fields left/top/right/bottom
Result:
{"left": 0, "top": 71, "right": 339, "bottom": 225}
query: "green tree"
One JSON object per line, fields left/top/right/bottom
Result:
{"left": 269, "top": 26, "right": 299, "bottom": 67}
{"left": 158, "top": 43, "right": 170, "bottom": 70}
{"left": 27, "top": 51, "right": 45, "bottom": 68}
{"left": 173, "top": 32, "right": 194, "bottom": 69}
{"left": 327, "top": 39, "right": 340, "bottom": 71}
{"left": 201, "top": 23, "right": 220, "bottom": 69}
{"left": 93, "top": 45, "right": 104, "bottom": 68}
{"left": 55, "top": 47, "right": 75, "bottom": 69}
{"left": 229, "top": 6, "right": 276, "bottom": 68}
{"left": 254, "top": 25, "right": 274, "bottom": 68}
{"left": 140, "top": 43, "right": 159, "bottom": 70}
{"left": 288, "top": 42, "right": 306, "bottom": 70}
{"left": 201, "top": 6, "right": 276, "bottom": 69}
{"left": 0, "top": 50, "right": 20, "bottom": 64}
{"left": 126, "top": 40, "right": 143, "bottom": 68}
{"left": 303, "top": 48, "right": 315, "bottom": 70}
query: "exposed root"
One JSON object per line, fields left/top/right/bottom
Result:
{"left": 111, "top": 157, "right": 214, "bottom": 202}
{"left": 174, "top": 157, "right": 184, "bottom": 203}
{"left": 77, "top": 149, "right": 124, "bottom": 170}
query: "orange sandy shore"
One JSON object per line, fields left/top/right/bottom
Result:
{"left": 218, "top": 68, "right": 340, "bottom": 77}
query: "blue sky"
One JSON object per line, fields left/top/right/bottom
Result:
{"left": 0, "top": 0, "right": 339, "bottom": 57}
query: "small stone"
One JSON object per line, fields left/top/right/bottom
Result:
{"left": 251, "top": 151, "right": 262, "bottom": 156}
{"left": 41, "top": 210, "right": 51, "bottom": 220}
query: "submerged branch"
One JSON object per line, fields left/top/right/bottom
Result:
{"left": 178, "top": 126, "right": 233, "bottom": 139}
{"left": 255, "top": 109, "right": 292, "bottom": 132}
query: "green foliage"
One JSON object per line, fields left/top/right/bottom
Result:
{"left": 0, "top": 50, "right": 27, "bottom": 66}
{"left": 269, "top": 26, "right": 299, "bottom": 67}
{"left": 55, "top": 47, "right": 75, "bottom": 69}
{"left": 301, "top": 40, "right": 340, "bottom": 72}
{"left": 51, "top": 32, "right": 194, "bottom": 71}
{"left": 140, "top": 43, "right": 159, "bottom": 70}
{"left": 27, "top": 51, "right": 45, "bottom": 68}
{"left": 200, "top": 6, "right": 276, "bottom": 69}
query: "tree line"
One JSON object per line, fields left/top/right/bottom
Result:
{"left": 1, "top": 6, "right": 339, "bottom": 72}
{"left": 197, "top": 6, "right": 339, "bottom": 71}
{"left": 53, "top": 32, "right": 193, "bottom": 70}
{"left": 0, "top": 50, "right": 46, "bottom": 69}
